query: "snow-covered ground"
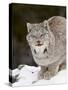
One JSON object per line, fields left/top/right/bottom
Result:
{"left": 11, "top": 65, "right": 67, "bottom": 87}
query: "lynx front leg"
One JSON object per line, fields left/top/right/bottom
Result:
{"left": 44, "top": 64, "right": 59, "bottom": 80}
{"left": 38, "top": 66, "right": 47, "bottom": 80}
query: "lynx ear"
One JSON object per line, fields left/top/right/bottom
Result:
{"left": 27, "top": 23, "right": 32, "bottom": 32}
{"left": 43, "top": 20, "right": 47, "bottom": 28}
{"left": 43, "top": 20, "right": 50, "bottom": 31}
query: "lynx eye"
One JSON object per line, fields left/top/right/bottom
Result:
{"left": 40, "top": 34, "right": 43, "bottom": 37}
{"left": 40, "top": 33, "right": 45, "bottom": 37}
{"left": 31, "top": 35, "right": 36, "bottom": 38}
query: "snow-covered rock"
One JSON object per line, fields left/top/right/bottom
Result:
{"left": 11, "top": 65, "right": 66, "bottom": 87}
{"left": 12, "top": 65, "right": 40, "bottom": 87}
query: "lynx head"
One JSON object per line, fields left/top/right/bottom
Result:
{"left": 26, "top": 20, "right": 55, "bottom": 66}
{"left": 26, "top": 20, "right": 55, "bottom": 55}
{"left": 26, "top": 16, "right": 65, "bottom": 66}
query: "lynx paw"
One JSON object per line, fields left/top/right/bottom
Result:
{"left": 59, "top": 63, "right": 66, "bottom": 71}
{"left": 44, "top": 71, "right": 56, "bottom": 80}
{"left": 44, "top": 71, "right": 51, "bottom": 80}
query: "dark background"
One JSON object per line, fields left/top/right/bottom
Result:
{"left": 9, "top": 3, "right": 66, "bottom": 70}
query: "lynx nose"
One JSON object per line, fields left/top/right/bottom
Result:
{"left": 36, "top": 40, "right": 43, "bottom": 46}
{"left": 37, "top": 40, "right": 40, "bottom": 44}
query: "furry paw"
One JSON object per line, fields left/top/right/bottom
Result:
{"left": 59, "top": 63, "right": 66, "bottom": 71}
{"left": 44, "top": 71, "right": 53, "bottom": 80}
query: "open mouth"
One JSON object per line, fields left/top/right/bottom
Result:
{"left": 35, "top": 44, "right": 43, "bottom": 46}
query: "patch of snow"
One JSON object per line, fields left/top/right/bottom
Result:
{"left": 11, "top": 65, "right": 67, "bottom": 87}
{"left": 33, "top": 70, "right": 67, "bottom": 86}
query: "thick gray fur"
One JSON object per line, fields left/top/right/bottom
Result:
{"left": 26, "top": 16, "right": 66, "bottom": 80}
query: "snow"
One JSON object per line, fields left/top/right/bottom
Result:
{"left": 11, "top": 65, "right": 67, "bottom": 87}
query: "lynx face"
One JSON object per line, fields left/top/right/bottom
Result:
{"left": 26, "top": 22, "right": 50, "bottom": 53}
{"left": 26, "top": 21, "right": 55, "bottom": 66}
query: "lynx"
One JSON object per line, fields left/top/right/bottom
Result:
{"left": 26, "top": 16, "right": 66, "bottom": 80}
